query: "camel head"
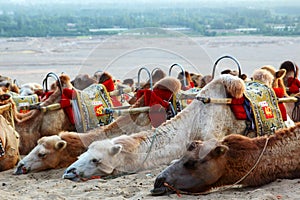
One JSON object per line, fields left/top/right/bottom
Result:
{"left": 199, "top": 74, "right": 213, "bottom": 88}
{"left": 62, "top": 139, "right": 122, "bottom": 181}
{"left": 0, "top": 87, "right": 12, "bottom": 105}
{"left": 151, "top": 139, "right": 228, "bottom": 195}
{"left": 14, "top": 135, "right": 67, "bottom": 175}
{"left": 63, "top": 133, "right": 146, "bottom": 181}
{"left": 71, "top": 74, "right": 96, "bottom": 90}
{"left": 280, "top": 60, "right": 299, "bottom": 86}
{"left": 189, "top": 72, "right": 203, "bottom": 87}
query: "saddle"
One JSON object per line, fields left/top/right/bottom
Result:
{"left": 10, "top": 92, "right": 39, "bottom": 114}
{"left": 231, "top": 81, "right": 285, "bottom": 136}
{"left": 72, "top": 84, "right": 113, "bottom": 132}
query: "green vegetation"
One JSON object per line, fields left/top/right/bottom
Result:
{"left": 0, "top": 2, "right": 299, "bottom": 37}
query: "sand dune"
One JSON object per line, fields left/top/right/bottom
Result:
{"left": 1, "top": 35, "right": 300, "bottom": 199}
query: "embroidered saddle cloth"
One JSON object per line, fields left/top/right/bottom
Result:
{"left": 244, "top": 81, "right": 285, "bottom": 136}
{"left": 72, "top": 84, "right": 113, "bottom": 132}
{"left": 10, "top": 92, "right": 39, "bottom": 114}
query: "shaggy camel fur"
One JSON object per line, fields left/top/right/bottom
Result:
{"left": 14, "top": 77, "right": 182, "bottom": 174}
{"left": 62, "top": 74, "right": 247, "bottom": 181}
{"left": 152, "top": 123, "right": 300, "bottom": 195}
{"left": 0, "top": 115, "right": 19, "bottom": 171}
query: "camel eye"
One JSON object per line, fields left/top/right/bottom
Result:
{"left": 38, "top": 152, "right": 47, "bottom": 158}
{"left": 91, "top": 158, "right": 99, "bottom": 164}
{"left": 183, "top": 160, "right": 196, "bottom": 169}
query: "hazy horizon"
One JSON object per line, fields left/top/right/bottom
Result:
{"left": 4, "top": 0, "right": 300, "bottom": 8}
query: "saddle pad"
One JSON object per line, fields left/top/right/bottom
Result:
{"left": 244, "top": 81, "right": 285, "bottom": 136}
{"left": 72, "top": 84, "right": 113, "bottom": 132}
{"left": 11, "top": 92, "right": 39, "bottom": 113}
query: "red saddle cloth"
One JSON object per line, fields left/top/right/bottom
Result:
{"left": 39, "top": 89, "right": 75, "bottom": 124}
{"left": 136, "top": 88, "right": 173, "bottom": 128}
{"left": 230, "top": 87, "right": 287, "bottom": 121}
{"left": 60, "top": 88, "right": 76, "bottom": 124}
{"left": 287, "top": 77, "right": 300, "bottom": 94}
{"left": 136, "top": 88, "right": 173, "bottom": 109}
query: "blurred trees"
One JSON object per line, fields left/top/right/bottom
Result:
{"left": 0, "top": 4, "right": 299, "bottom": 37}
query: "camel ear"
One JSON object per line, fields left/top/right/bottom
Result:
{"left": 37, "top": 137, "right": 45, "bottom": 145}
{"left": 276, "top": 69, "right": 286, "bottom": 79}
{"left": 55, "top": 140, "right": 67, "bottom": 151}
{"left": 211, "top": 145, "right": 228, "bottom": 157}
{"left": 110, "top": 144, "right": 122, "bottom": 156}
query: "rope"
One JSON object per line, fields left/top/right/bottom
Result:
{"left": 164, "top": 137, "right": 270, "bottom": 196}
{"left": 103, "top": 128, "right": 158, "bottom": 180}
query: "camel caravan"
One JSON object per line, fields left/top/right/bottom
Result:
{"left": 1, "top": 55, "right": 300, "bottom": 196}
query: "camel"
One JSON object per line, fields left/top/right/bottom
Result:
{"left": 19, "top": 83, "right": 44, "bottom": 96}
{"left": 151, "top": 123, "right": 300, "bottom": 195}
{"left": 71, "top": 71, "right": 114, "bottom": 91}
{"left": 189, "top": 72, "right": 202, "bottom": 88}
{"left": 61, "top": 74, "right": 248, "bottom": 181}
{"left": 0, "top": 75, "right": 20, "bottom": 94}
{"left": 14, "top": 77, "right": 182, "bottom": 174}
{"left": 1, "top": 74, "right": 76, "bottom": 155}
{"left": 0, "top": 114, "right": 19, "bottom": 171}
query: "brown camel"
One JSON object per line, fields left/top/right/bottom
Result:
{"left": 2, "top": 74, "right": 76, "bottom": 155}
{"left": 14, "top": 77, "right": 182, "bottom": 174}
{"left": 151, "top": 123, "right": 300, "bottom": 195}
{"left": 71, "top": 71, "right": 113, "bottom": 91}
{"left": 0, "top": 114, "right": 19, "bottom": 171}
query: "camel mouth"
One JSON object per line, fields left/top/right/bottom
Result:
{"left": 151, "top": 178, "right": 174, "bottom": 196}
{"left": 62, "top": 168, "right": 82, "bottom": 182}
{"left": 150, "top": 187, "right": 170, "bottom": 196}
{"left": 13, "top": 164, "right": 30, "bottom": 175}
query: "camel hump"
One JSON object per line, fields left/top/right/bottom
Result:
{"left": 153, "top": 77, "right": 181, "bottom": 94}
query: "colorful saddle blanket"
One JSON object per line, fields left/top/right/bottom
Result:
{"left": 244, "top": 81, "right": 285, "bottom": 136}
{"left": 72, "top": 84, "right": 113, "bottom": 132}
{"left": 10, "top": 92, "right": 39, "bottom": 113}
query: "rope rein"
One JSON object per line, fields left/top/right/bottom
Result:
{"left": 103, "top": 128, "right": 157, "bottom": 180}
{"left": 164, "top": 137, "right": 270, "bottom": 196}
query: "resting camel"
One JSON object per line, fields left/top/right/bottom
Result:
{"left": 61, "top": 74, "right": 248, "bottom": 181}
{"left": 2, "top": 74, "right": 76, "bottom": 155}
{"left": 14, "top": 77, "right": 182, "bottom": 174}
{"left": 0, "top": 114, "right": 19, "bottom": 171}
{"left": 151, "top": 123, "right": 300, "bottom": 195}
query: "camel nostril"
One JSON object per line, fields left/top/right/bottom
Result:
{"left": 66, "top": 167, "right": 76, "bottom": 174}
{"left": 13, "top": 163, "right": 25, "bottom": 175}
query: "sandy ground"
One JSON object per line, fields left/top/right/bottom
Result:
{"left": 1, "top": 34, "right": 300, "bottom": 199}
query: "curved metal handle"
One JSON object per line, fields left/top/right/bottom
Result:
{"left": 169, "top": 63, "right": 187, "bottom": 88}
{"left": 212, "top": 55, "right": 241, "bottom": 80}
{"left": 151, "top": 67, "right": 161, "bottom": 77}
{"left": 42, "top": 72, "right": 62, "bottom": 93}
{"left": 137, "top": 67, "right": 152, "bottom": 90}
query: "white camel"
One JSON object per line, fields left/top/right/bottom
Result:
{"left": 62, "top": 74, "right": 251, "bottom": 181}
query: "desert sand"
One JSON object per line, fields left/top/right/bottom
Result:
{"left": 0, "top": 33, "right": 300, "bottom": 199}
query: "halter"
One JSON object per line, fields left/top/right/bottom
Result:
{"left": 102, "top": 128, "right": 158, "bottom": 180}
